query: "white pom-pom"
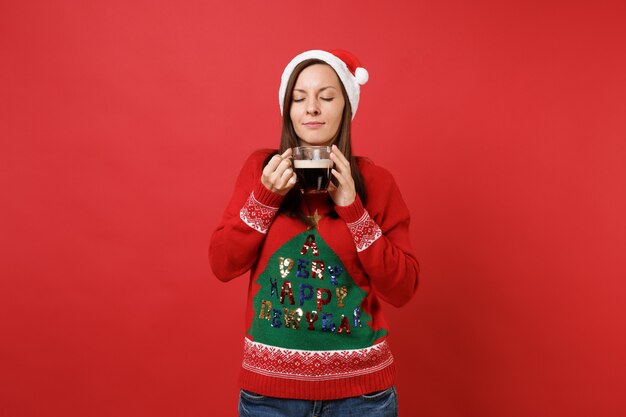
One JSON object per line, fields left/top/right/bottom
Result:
{"left": 355, "top": 67, "right": 369, "bottom": 85}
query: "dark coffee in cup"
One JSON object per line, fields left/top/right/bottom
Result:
{"left": 292, "top": 146, "right": 333, "bottom": 194}
{"left": 294, "top": 159, "right": 333, "bottom": 193}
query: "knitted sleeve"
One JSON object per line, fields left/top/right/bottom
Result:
{"left": 335, "top": 163, "right": 419, "bottom": 307}
{"left": 209, "top": 150, "right": 284, "bottom": 282}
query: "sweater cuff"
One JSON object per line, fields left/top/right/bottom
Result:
{"left": 335, "top": 195, "right": 366, "bottom": 223}
{"left": 238, "top": 181, "right": 284, "bottom": 234}
{"left": 336, "top": 196, "right": 383, "bottom": 252}
{"left": 252, "top": 180, "right": 285, "bottom": 209}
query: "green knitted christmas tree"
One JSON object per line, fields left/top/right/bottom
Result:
{"left": 248, "top": 229, "right": 386, "bottom": 350}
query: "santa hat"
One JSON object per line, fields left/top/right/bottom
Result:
{"left": 279, "top": 49, "right": 369, "bottom": 120}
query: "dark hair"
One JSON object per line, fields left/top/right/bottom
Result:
{"left": 266, "top": 59, "right": 367, "bottom": 226}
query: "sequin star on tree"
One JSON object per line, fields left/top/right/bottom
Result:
{"left": 306, "top": 209, "right": 323, "bottom": 229}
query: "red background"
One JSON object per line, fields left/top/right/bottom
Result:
{"left": 1, "top": 1, "right": 625, "bottom": 416}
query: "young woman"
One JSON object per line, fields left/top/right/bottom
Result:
{"left": 210, "top": 49, "right": 419, "bottom": 417}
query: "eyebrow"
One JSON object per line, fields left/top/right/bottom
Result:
{"left": 293, "top": 86, "right": 338, "bottom": 93}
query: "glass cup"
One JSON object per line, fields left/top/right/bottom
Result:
{"left": 292, "top": 146, "right": 333, "bottom": 194}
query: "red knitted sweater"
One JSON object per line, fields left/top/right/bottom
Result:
{"left": 209, "top": 149, "right": 419, "bottom": 400}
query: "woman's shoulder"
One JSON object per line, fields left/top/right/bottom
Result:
{"left": 241, "top": 148, "right": 278, "bottom": 169}
{"left": 356, "top": 156, "right": 397, "bottom": 185}
{"left": 356, "top": 156, "right": 408, "bottom": 214}
{"left": 249, "top": 148, "right": 278, "bottom": 161}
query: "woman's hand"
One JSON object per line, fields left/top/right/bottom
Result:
{"left": 261, "top": 148, "right": 297, "bottom": 196}
{"left": 329, "top": 145, "right": 356, "bottom": 207}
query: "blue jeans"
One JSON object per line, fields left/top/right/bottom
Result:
{"left": 238, "top": 386, "right": 398, "bottom": 417}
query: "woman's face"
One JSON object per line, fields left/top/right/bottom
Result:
{"left": 290, "top": 64, "right": 346, "bottom": 147}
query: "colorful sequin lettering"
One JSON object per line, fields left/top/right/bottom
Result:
{"left": 269, "top": 276, "right": 278, "bottom": 299}
{"left": 300, "top": 234, "right": 319, "bottom": 256}
{"left": 311, "top": 260, "right": 325, "bottom": 279}
{"left": 337, "top": 315, "right": 351, "bottom": 334}
{"left": 299, "top": 284, "right": 314, "bottom": 307}
{"left": 353, "top": 306, "right": 363, "bottom": 328}
{"left": 296, "top": 259, "right": 309, "bottom": 278}
{"left": 306, "top": 311, "right": 318, "bottom": 330}
{"left": 280, "top": 281, "right": 295, "bottom": 305}
{"left": 271, "top": 309, "right": 283, "bottom": 328}
{"left": 259, "top": 300, "right": 272, "bottom": 320}
{"left": 283, "top": 307, "right": 303, "bottom": 329}
{"left": 278, "top": 257, "right": 294, "bottom": 278}
{"left": 335, "top": 286, "right": 348, "bottom": 308}
{"left": 316, "top": 288, "right": 331, "bottom": 311}
{"left": 327, "top": 265, "right": 344, "bottom": 287}
{"left": 321, "top": 313, "right": 336, "bottom": 332}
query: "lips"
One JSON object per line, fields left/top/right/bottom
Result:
{"left": 303, "top": 122, "right": 324, "bottom": 128}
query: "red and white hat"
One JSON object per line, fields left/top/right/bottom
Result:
{"left": 279, "top": 49, "right": 369, "bottom": 120}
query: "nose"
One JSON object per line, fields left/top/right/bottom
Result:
{"left": 305, "top": 98, "right": 320, "bottom": 116}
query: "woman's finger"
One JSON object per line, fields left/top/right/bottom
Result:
{"left": 331, "top": 144, "right": 345, "bottom": 158}
{"left": 273, "top": 157, "right": 292, "bottom": 178}
{"left": 331, "top": 145, "right": 350, "bottom": 170}
{"left": 330, "top": 148, "right": 350, "bottom": 175}
{"left": 286, "top": 173, "right": 297, "bottom": 186}
{"left": 280, "top": 148, "right": 293, "bottom": 159}
{"left": 265, "top": 149, "right": 292, "bottom": 174}
{"left": 276, "top": 171, "right": 296, "bottom": 191}
{"left": 331, "top": 168, "right": 348, "bottom": 186}
{"left": 264, "top": 155, "right": 284, "bottom": 173}
{"left": 279, "top": 167, "right": 294, "bottom": 183}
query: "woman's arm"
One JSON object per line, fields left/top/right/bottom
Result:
{"left": 335, "top": 164, "right": 419, "bottom": 307}
{"left": 209, "top": 149, "right": 295, "bottom": 282}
